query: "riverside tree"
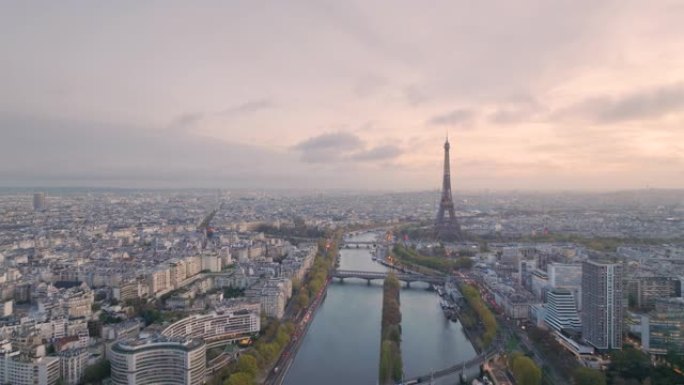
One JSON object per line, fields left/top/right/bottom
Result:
{"left": 379, "top": 272, "right": 403, "bottom": 384}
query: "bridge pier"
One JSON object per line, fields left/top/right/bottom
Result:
{"left": 366, "top": 279, "right": 371, "bottom": 285}
{"left": 405, "top": 281, "right": 411, "bottom": 288}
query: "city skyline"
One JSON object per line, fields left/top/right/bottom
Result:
{"left": 1, "top": 1, "right": 683, "bottom": 190}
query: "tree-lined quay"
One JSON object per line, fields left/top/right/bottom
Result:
{"left": 379, "top": 272, "right": 403, "bottom": 384}
{"left": 509, "top": 352, "right": 541, "bottom": 385}
{"left": 459, "top": 283, "right": 497, "bottom": 351}
{"left": 391, "top": 244, "right": 473, "bottom": 275}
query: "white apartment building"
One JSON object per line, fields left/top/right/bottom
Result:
{"left": 109, "top": 335, "right": 205, "bottom": 385}
{"left": 58, "top": 348, "right": 88, "bottom": 385}
{"left": 161, "top": 302, "right": 260, "bottom": 341}
{"left": 0, "top": 349, "right": 60, "bottom": 385}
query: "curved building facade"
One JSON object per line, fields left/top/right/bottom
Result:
{"left": 109, "top": 335, "right": 205, "bottom": 385}
{"left": 161, "top": 302, "right": 260, "bottom": 342}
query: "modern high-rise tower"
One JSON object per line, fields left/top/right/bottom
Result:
{"left": 435, "top": 137, "right": 462, "bottom": 240}
{"left": 582, "top": 260, "right": 623, "bottom": 350}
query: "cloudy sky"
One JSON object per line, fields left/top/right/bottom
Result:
{"left": 1, "top": 1, "right": 683, "bottom": 190}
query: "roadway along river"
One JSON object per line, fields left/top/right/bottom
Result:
{"left": 282, "top": 231, "right": 476, "bottom": 385}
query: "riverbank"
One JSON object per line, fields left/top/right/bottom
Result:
{"left": 457, "top": 282, "right": 497, "bottom": 352}
{"left": 264, "top": 276, "right": 330, "bottom": 385}
{"left": 263, "top": 235, "right": 341, "bottom": 385}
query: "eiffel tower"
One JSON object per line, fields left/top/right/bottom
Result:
{"left": 435, "top": 136, "right": 463, "bottom": 241}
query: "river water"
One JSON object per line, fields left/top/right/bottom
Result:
{"left": 282, "top": 231, "right": 476, "bottom": 385}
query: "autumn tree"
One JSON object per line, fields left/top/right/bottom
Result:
{"left": 510, "top": 353, "right": 541, "bottom": 385}
{"left": 224, "top": 372, "right": 255, "bottom": 385}
{"left": 235, "top": 354, "right": 258, "bottom": 377}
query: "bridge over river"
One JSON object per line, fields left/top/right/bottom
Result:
{"left": 339, "top": 240, "right": 377, "bottom": 249}
{"left": 331, "top": 269, "right": 446, "bottom": 286}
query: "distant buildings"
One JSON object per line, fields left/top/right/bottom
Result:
{"left": 57, "top": 348, "right": 88, "bottom": 385}
{"left": 548, "top": 263, "right": 582, "bottom": 289}
{"left": 280, "top": 246, "right": 316, "bottom": 281}
{"left": 109, "top": 335, "right": 205, "bottom": 385}
{"left": 626, "top": 275, "right": 680, "bottom": 310}
{"left": 582, "top": 260, "right": 623, "bottom": 350}
{"left": 1, "top": 186, "right": 682, "bottom": 382}
{"left": 0, "top": 300, "right": 12, "bottom": 317}
{"left": 101, "top": 319, "right": 143, "bottom": 341}
{"left": 548, "top": 263, "right": 583, "bottom": 309}
{"left": 35, "top": 284, "right": 94, "bottom": 320}
{"left": 33, "top": 192, "right": 46, "bottom": 212}
{"left": 641, "top": 298, "right": 684, "bottom": 355}
{"left": 245, "top": 278, "right": 291, "bottom": 319}
{"left": 500, "top": 292, "right": 536, "bottom": 320}
{"left": 0, "top": 343, "right": 60, "bottom": 385}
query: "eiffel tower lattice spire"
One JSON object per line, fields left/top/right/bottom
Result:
{"left": 435, "top": 136, "right": 462, "bottom": 241}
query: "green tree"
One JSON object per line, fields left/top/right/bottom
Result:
{"left": 456, "top": 256, "right": 474, "bottom": 269}
{"left": 235, "top": 354, "right": 258, "bottom": 377}
{"left": 610, "top": 348, "right": 651, "bottom": 382}
{"left": 460, "top": 283, "right": 497, "bottom": 348}
{"left": 379, "top": 340, "right": 392, "bottom": 384}
{"left": 384, "top": 324, "right": 401, "bottom": 344}
{"left": 291, "top": 277, "right": 302, "bottom": 293}
{"left": 224, "top": 372, "right": 255, "bottom": 385}
{"left": 82, "top": 359, "right": 111, "bottom": 384}
{"left": 296, "top": 291, "right": 309, "bottom": 310}
{"left": 223, "top": 287, "right": 245, "bottom": 299}
{"left": 309, "top": 277, "right": 323, "bottom": 297}
{"left": 275, "top": 329, "right": 290, "bottom": 349}
{"left": 572, "top": 367, "right": 606, "bottom": 385}
{"left": 390, "top": 342, "right": 403, "bottom": 382}
{"left": 140, "top": 308, "right": 162, "bottom": 326}
{"left": 510, "top": 354, "right": 541, "bottom": 385}
{"left": 256, "top": 343, "right": 278, "bottom": 363}
{"left": 382, "top": 298, "right": 402, "bottom": 328}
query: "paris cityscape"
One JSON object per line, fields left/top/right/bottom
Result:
{"left": 2, "top": 2, "right": 684, "bottom": 385}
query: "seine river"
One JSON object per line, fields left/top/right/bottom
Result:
{"left": 282, "top": 232, "right": 476, "bottom": 385}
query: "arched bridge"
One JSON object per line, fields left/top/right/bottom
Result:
{"left": 331, "top": 270, "right": 445, "bottom": 285}
{"left": 339, "top": 241, "right": 377, "bottom": 249}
